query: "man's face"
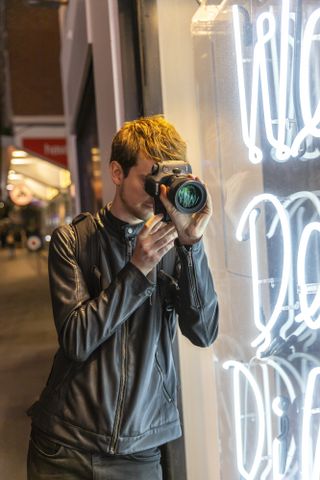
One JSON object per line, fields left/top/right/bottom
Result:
{"left": 115, "top": 151, "right": 155, "bottom": 223}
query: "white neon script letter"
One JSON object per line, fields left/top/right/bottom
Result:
{"left": 291, "top": 8, "right": 320, "bottom": 157}
{"left": 223, "top": 361, "right": 265, "bottom": 480}
{"left": 232, "top": 1, "right": 291, "bottom": 163}
{"left": 301, "top": 367, "right": 320, "bottom": 480}
{"left": 232, "top": 5, "right": 265, "bottom": 163}
{"left": 236, "top": 194, "right": 291, "bottom": 355}
{"left": 267, "top": 191, "right": 320, "bottom": 338}
{"left": 267, "top": 359, "right": 297, "bottom": 477}
{"left": 233, "top": 1, "right": 320, "bottom": 162}
{"left": 296, "top": 222, "right": 320, "bottom": 329}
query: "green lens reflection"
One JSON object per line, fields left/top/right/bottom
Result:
{"left": 177, "top": 184, "right": 201, "bottom": 209}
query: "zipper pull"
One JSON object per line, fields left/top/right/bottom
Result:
{"left": 127, "top": 238, "right": 133, "bottom": 259}
{"left": 148, "top": 267, "right": 157, "bottom": 305}
{"left": 159, "top": 269, "right": 180, "bottom": 291}
{"left": 187, "top": 249, "right": 193, "bottom": 267}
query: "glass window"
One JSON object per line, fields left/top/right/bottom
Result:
{"left": 158, "top": 0, "right": 320, "bottom": 478}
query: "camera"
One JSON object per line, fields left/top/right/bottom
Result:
{"left": 145, "top": 161, "right": 207, "bottom": 222}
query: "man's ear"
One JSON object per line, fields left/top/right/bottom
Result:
{"left": 110, "top": 161, "right": 124, "bottom": 186}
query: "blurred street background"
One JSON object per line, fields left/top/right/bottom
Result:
{"left": 0, "top": 248, "right": 57, "bottom": 479}
{"left": 0, "top": 1, "right": 68, "bottom": 478}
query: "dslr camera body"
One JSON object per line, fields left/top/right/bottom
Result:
{"left": 144, "top": 160, "right": 207, "bottom": 222}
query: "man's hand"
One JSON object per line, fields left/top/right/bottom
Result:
{"left": 159, "top": 178, "right": 212, "bottom": 245}
{"left": 131, "top": 214, "right": 178, "bottom": 276}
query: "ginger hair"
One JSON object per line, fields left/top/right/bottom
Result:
{"left": 110, "top": 115, "right": 187, "bottom": 176}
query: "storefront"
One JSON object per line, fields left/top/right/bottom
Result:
{"left": 2, "top": 137, "right": 73, "bottom": 247}
{"left": 59, "top": 0, "right": 320, "bottom": 478}
{"left": 157, "top": 0, "right": 320, "bottom": 478}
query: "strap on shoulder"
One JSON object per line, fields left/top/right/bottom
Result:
{"left": 71, "top": 213, "right": 99, "bottom": 293}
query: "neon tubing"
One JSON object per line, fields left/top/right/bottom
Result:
{"left": 223, "top": 361, "right": 265, "bottom": 480}
{"left": 236, "top": 194, "right": 291, "bottom": 355}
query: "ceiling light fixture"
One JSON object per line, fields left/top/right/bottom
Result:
{"left": 26, "top": 0, "right": 69, "bottom": 8}
{"left": 12, "top": 150, "right": 28, "bottom": 158}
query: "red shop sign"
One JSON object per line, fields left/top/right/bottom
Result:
{"left": 22, "top": 138, "right": 68, "bottom": 168}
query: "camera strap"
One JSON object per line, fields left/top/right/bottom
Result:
{"left": 71, "top": 212, "right": 101, "bottom": 297}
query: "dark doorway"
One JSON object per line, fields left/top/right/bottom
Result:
{"left": 118, "top": 0, "right": 163, "bottom": 119}
{"left": 76, "top": 62, "right": 102, "bottom": 213}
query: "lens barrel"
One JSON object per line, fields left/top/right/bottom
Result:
{"left": 168, "top": 178, "right": 207, "bottom": 214}
{"left": 144, "top": 161, "right": 207, "bottom": 220}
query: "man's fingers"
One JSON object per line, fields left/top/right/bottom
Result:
{"left": 140, "top": 214, "right": 164, "bottom": 237}
{"left": 145, "top": 214, "right": 163, "bottom": 229}
{"left": 202, "top": 187, "right": 212, "bottom": 215}
{"left": 152, "top": 223, "right": 177, "bottom": 244}
{"left": 157, "top": 240, "right": 176, "bottom": 258}
{"left": 149, "top": 218, "right": 166, "bottom": 235}
{"left": 132, "top": 214, "right": 178, "bottom": 276}
{"left": 153, "top": 229, "right": 178, "bottom": 251}
{"left": 159, "top": 185, "right": 174, "bottom": 212}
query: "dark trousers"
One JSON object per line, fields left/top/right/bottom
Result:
{"left": 27, "top": 428, "right": 163, "bottom": 480}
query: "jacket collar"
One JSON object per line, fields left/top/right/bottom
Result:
{"left": 98, "top": 207, "right": 144, "bottom": 240}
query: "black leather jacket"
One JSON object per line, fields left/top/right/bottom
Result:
{"left": 28, "top": 208, "right": 219, "bottom": 455}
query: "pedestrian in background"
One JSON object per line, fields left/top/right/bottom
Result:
{"left": 6, "top": 230, "right": 16, "bottom": 259}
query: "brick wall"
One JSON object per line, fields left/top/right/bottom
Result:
{"left": 6, "top": 0, "right": 63, "bottom": 116}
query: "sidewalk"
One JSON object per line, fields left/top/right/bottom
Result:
{"left": 0, "top": 248, "right": 58, "bottom": 479}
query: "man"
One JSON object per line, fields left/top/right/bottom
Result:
{"left": 27, "top": 116, "right": 219, "bottom": 479}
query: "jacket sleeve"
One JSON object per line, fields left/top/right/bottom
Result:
{"left": 48, "top": 225, "right": 155, "bottom": 362}
{"left": 174, "top": 240, "right": 219, "bottom": 347}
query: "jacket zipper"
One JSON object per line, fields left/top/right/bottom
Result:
{"left": 109, "top": 237, "right": 133, "bottom": 454}
{"left": 110, "top": 321, "right": 128, "bottom": 453}
{"left": 127, "top": 237, "right": 133, "bottom": 258}
{"left": 187, "top": 250, "right": 201, "bottom": 308}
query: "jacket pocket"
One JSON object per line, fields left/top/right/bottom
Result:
{"left": 155, "top": 352, "right": 173, "bottom": 404}
{"left": 30, "top": 429, "right": 63, "bottom": 458}
{"left": 91, "top": 264, "right": 103, "bottom": 295}
{"left": 127, "top": 447, "right": 161, "bottom": 462}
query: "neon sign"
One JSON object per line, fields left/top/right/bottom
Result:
{"left": 297, "top": 222, "right": 320, "bottom": 329}
{"left": 212, "top": 1, "right": 320, "bottom": 477}
{"left": 301, "top": 367, "right": 320, "bottom": 480}
{"left": 223, "top": 358, "right": 320, "bottom": 479}
{"left": 222, "top": 187, "right": 320, "bottom": 478}
{"left": 223, "top": 360, "right": 265, "bottom": 480}
{"left": 236, "top": 191, "right": 320, "bottom": 356}
{"left": 235, "top": 194, "right": 292, "bottom": 357}
{"left": 233, "top": 0, "right": 320, "bottom": 163}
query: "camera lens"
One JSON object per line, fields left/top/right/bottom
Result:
{"left": 169, "top": 179, "right": 207, "bottom": 213}
{"left": 177, "top": 184, "right": 201, "bottom": 209}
